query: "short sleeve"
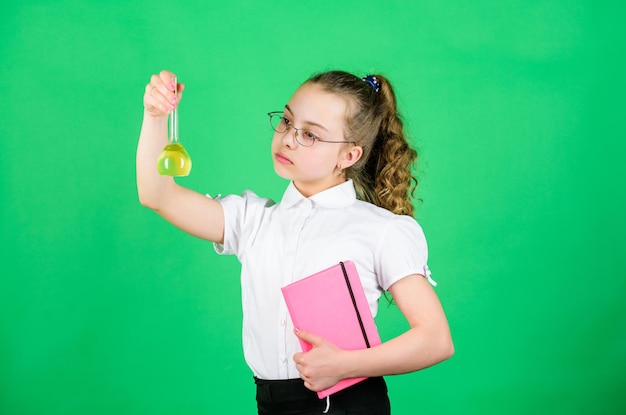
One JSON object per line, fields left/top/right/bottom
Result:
{"left": 375, "top": 215, "right": 435, "bottom": 290}
{"left": 212, "top": 190, "right": 275, "bottom": 257}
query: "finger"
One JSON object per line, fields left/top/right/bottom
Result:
{"left": 145, "top": 73, "right": 179, "bottom": 114}
{"left": 144, "top": 82, "right": 174, "bottom": 114}
{"left": 159, "top": 69, "right": 177, "bottom": 92}
{"left": 158, "top": 70, "right": 184, "bottom": 102}
{"left": 152, "top": 73, "right": 178, "bottom": 105}
{"left": 302, "top": 380, "right": 319, "bottom": 392}
{"left": 300, "top": 372, "right": 312, "bottom": 387}
{"left": 294, "top": 328, "right": 323, "bottom": 346}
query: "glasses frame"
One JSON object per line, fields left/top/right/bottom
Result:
{"left": 268, "top": 111, "right": 355, "bottom": 147}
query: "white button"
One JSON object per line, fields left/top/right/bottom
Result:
{"left": 280, "top": 319, "right": 286, "bottom": 326}
{"left": 287, "top": 250, "right": 296, "bottom": 256}
{"left": 280, "top": 355, "right": 287, "bottom": 363}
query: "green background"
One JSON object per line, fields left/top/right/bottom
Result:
{"left": 2, "top": 0, "right": 624, "bottom": 414}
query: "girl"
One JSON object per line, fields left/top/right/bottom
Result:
{"left": 137, "top": 69, "right": 453, "bottom": 414}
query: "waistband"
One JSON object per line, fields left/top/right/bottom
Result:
{"left": 254, "top": 376, "right": 387, "bottom": 403}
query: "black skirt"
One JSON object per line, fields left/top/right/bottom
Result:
{"left": 254, "top": 376, "right": 391, "bottom": 415}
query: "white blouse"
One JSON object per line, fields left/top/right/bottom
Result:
{"left": 214, "top": 179, "right": 432, "bottom": 380}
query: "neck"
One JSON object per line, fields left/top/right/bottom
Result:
{"left": 293, "top": 176, "right": 347, "bottom": 198}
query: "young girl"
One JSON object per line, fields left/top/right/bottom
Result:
{"left": 137, "top": 69, "right": 453, "bottom": 414}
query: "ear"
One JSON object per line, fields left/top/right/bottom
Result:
{"left": 340, "top": 145, "right": 363, "bottom": 169}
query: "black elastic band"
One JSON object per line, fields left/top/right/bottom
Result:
{"left": 339, "top": 261, "right": 371, "bottom": 348}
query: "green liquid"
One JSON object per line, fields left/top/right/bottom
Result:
{"left": 157, "top": 143, "right": 192, "bottom": 176}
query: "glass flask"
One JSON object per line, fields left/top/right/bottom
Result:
{"left": 157, "top": 78, "right": 192, "bottom": 176}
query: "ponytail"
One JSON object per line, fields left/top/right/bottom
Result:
{"left": 365, "top": 76, "right": 418, "bottom": 216}
{"left": 307, "top": 71, "right": 418, "bottom": 216}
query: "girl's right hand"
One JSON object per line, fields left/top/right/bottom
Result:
{"left": 143, "top": 70, "right": 185, "bottom": 117}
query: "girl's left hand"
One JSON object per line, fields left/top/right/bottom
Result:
{"left": 293, "top": 328, "right": 346, "bottom": 392}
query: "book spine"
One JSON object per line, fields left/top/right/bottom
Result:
{"left": 339, "top": 261, "right": 370, "bottom": 348}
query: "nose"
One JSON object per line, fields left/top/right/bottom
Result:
{"left": 281, "top": 127, "right": 299, "bottom": 148}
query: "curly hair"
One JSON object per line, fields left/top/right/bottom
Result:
{"left": 306, "top": 71, "right": 418, "bottom": 216}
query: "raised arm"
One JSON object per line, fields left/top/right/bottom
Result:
{"left": 137, "top": 70, "right": 225, "bottom": 243}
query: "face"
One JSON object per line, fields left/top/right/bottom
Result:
{"left": 271, "top": 83, "right": 362, "bottom": 197}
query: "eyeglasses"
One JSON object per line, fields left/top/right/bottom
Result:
{"left": 268, "top": 111, "right": 355, "bottom": 147}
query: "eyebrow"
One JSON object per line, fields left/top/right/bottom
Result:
{"left": 284, "top": 105, "right": 329, "bottom": 132}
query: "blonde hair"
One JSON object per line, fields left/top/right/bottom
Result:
{"left": 306, "top": 71, "right": 418, "bottom": 216}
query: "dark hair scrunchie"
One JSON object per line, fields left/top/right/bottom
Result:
{"left": 362, "top": 75, "right": 380, "bottom": 93}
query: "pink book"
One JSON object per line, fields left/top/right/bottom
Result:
{"left": 281, "top": 261, "right": 382, "bottom": 399}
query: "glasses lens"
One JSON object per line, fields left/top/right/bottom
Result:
{"left": 297, "top": 130, "right": 316, "bottom": 147}
{"left": 267, "top": 113, "right": 317, "bottom": 147}
{"left": 270, "top": 113, "right": 286, "bottom": 133}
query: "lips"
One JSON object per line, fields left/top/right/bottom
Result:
{"left": 275, "top": 152, "right": 293, "bottom": 165}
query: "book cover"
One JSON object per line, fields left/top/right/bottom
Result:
{"left": 281, "top": 260, "right": 381, "bottom": 398}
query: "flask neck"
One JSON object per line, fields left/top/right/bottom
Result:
{"left": 168, "top": 76, "right": 179, "bottom": 143}
{"left": 169, "top": 108, "right": 179, "bottom": 143}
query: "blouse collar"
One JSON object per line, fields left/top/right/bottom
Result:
{"left": 281, "top": 180, "right": 357, "bottom": 210}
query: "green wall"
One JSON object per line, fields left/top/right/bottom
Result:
{"left": 2, "top": 1, "right": 624, "bottom": 414}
